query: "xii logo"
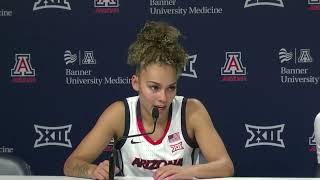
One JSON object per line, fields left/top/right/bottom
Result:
{"left": 181, "top": 54, "right": 197, "bottom": 78}
{"left": 34, "top": 124, "right": 72, "bottom": 148}
{"left": 33, "top": 0, "right": 71, "bottom": 11}
{"left": 245, "top": 124, "right": 285, "bottom": 148}
{"left": 244, "top": 0, "right": 284, "bottom": 8}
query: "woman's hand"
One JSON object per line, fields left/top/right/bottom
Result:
{"left": 90, "top": 160, "right": 119, "bottom": 180}
{"left": 153, "top": 165, "right": 194, "bottom": 180}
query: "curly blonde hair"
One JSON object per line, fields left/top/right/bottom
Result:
{"left": 127, "top": 21, "right": 188, "bottom": 75}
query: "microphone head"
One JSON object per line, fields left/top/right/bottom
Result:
{"left": 152, "top": 107, "right": 159, "bottom": 120}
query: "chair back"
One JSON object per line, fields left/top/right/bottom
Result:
{"left": 0, "top": 154, "right": 32, "bottom": 175}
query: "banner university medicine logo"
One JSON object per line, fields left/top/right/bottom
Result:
{"left": 221, "top": 52, "right": 247, "bottom": 82}
{"left": 245, "top": 124, "right": 285, "bottom": 148}
{"left": 278, "top": 48, "right": 319, "bottom": 85}
{"left": 244, "top": 0, "right": 284, "bottom": 8}
{"left": 279, "top": 48, "right": 313, "bottom": 64}
{"left": 11, "top": 54, "right": 36, "bottom": 83}
{"left": 34, "top": 124, "right": 72, "bottom": 148}
{"left": 64, "top": 50, "right": 96, "bottom": 65}
{"left": 33, "top": 0, "right": 71, "bottom": 11}
{"left": 94, "top": 0, "right": 120, "bottom": 14}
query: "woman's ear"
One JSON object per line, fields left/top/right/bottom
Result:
{"left": 131, "top": 75, "right": 139, "bottom": 92}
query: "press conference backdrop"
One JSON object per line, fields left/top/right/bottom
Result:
{"left": 1, "top": 0, "right": 319, "bottom": 177}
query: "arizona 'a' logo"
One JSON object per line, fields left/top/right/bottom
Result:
{"left": 94, "top": 0, "right": 120, "bottom": 7}
{"left": 297, "top": 49, "right": 313, "bottom": 63}
{"left": 245, "top": 124, "right": 285, "bottom": 148}
{"left": 94, "top": 0, "right": 120, "bottom": 14}
{"left": 34, "top": 124, "right": 72, "bottom": 148}
{"left": 221, "top": 52, "right": 247, "bottom": 82}
{"left": 11, "top": 54, "right": 36, "bottom": 83}
{"left": 308, "top": 0, "right": 320, "bottom": 11}
{"left": 82, "top": 51, "right": 96, "bottom": 64}
{"left": 244, "top": 0, "right": 284, "bottom": 8}
{"left": 33, "top": 0, "right": 71, "bottom": 11}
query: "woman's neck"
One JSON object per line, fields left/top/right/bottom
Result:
{"left": 140, "top": 107, "right": 168, "bottom": 127}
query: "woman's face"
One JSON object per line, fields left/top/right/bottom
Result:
{"left": 132, "top": 63, "right": 178, "bottom": 116}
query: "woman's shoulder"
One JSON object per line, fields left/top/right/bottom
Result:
{"left": 184, "top": 97, "right": 206, "bottom": 111}
{"left": 99, "top": 100, "right": 126, "bottom": 124}
{"left": 103, "top": 96, "right": 139, "bottom": 119}
{"left": 95, "top": 100, "right": 127, "bottom": 137}
{"left": 106, "top": 100, "right": 125, "bottom": 111}
{"left": 184, "top": 97, "right": 211, "bottom": 126}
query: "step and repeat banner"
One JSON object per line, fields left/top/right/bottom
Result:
{"left": 1, "top": 0, "right": 320, "bottom": 177}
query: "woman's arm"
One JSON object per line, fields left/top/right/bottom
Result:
{"left": 187, "top": 98, "right": 234, "bottom": 178}
{"left": 63, "top": 101, "right": 125, "bottom": 179}
{"left": 154, "top": 98, "right": 234, "bottom": 180}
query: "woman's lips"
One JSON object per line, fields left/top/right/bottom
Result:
{"left": 156, "top": 106, "right": 166, "bottom": 112}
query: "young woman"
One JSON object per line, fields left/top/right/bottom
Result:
{"left": 64, "top": 21, "right": 234, "bottom": 180}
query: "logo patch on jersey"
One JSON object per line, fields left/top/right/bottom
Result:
{"left": 130, "top": 139, "right": 142, "bottom": 144}
{"left": 170, "top": 142, "right": 184, "bottom": 153}
{"left": 132, "top": 158, "right": 183, "bottom": 170}
{"left": 104, "top": 138, "right": 114, "bottom": 152}
{"left": 168, "top": 132, "right": 181, "bottom": 143}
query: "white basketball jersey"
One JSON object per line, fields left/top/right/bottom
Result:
{"left": 314, "top": 112, "right": 320, "bottom": 163}
{"left": 116, "top": 96, "right": 198, "bottom": 177}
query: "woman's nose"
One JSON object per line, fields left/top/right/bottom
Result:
{"left": 158, "top": 89, "right": 167, "bottom": 102}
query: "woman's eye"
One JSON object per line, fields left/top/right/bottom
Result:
{"left": 150, "top": 86, "right": 159, "bottom": 91}
{"left": 168, "top": 86, "right": 176, "bottom": 91}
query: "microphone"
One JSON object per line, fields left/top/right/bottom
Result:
{"left": 152, "top": 106, "right": 159, "bottom": 123}
{"left": 109, "top": 106, "right": 159, "bottom": 180}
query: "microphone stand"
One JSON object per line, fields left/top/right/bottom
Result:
{"left": 108, "top": 107, "right": 159, "bottom": 180}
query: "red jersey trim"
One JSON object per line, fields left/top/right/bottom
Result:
{"left": 137, "top": 116, "right": 171, "bottom": 145}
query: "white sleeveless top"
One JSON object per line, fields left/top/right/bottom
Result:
{"left": 116, "top": 96, "right": 198, "bottom": 177}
